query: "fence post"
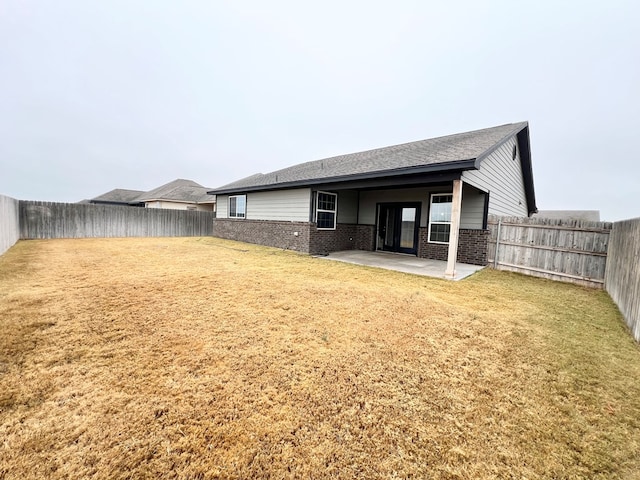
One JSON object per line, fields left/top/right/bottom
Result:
{"left": 494, "top": 218, "right": 502, "bottom": 269}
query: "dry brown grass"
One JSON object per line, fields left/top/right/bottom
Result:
{"left": 1, "top": 237, "right": 639, "bottom": 479}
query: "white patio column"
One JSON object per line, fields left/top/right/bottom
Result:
{"left": 445, "top": 179, "right": 463, "bottom": 278}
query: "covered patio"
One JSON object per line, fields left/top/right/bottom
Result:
{"left": 317, "top": 249, "right": 485, "bottom": 281}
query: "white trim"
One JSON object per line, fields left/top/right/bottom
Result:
{"left": 315, "top": 191, "right": 337, "bottom": 230}
{"left": 428, "top": 193, "right": 453, "bottom": 244}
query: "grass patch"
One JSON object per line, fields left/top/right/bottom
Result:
{"left": 1, "top": 237, "right": 639, "bottom": 479}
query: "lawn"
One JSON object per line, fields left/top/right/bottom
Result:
{"left": 1, "top": 237, "right": 639, "bottom": 479}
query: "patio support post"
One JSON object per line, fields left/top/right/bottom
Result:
{"left": 445, "top": 179, "right": 463, "bottom": 278}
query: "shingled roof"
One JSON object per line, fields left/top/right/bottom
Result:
{"left": 90, "top": 188, "right": 146, "bottom": 205}
{"left": 209, "top": 122, "right": 529, "bottom": 194}
{"left": 134, "top": 179, "right": 215, "bottom": 204}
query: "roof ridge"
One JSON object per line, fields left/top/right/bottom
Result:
{"left": 209, "top": 122, "right": 530, "bottom": 194}
{"left": 289, "top": 122, "right": 526, "bottom": 167}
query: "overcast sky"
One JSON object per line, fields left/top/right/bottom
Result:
{"left": 1, "top": 1, "right": 638, "bottom": 221}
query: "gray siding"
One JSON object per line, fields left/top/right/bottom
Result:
{"left": 460, "top": 184, "right": 485, "bottom": 229}
{"left": 249, "top": 189, "right": 311, "bottom": 221}
{"left": 337, "top": 190, "right": 358, "bottom": 224}
{"left": 0, "top": 194, "right": 20, "bottom": 256}
{"left": 462, "top": 136, "right": 529, "bottom": 217}
{"left": 217, "top": 189, "right": 311, "bottom": 222}
{"left": 217, "top": 195, "right": 229, "bottom": 219}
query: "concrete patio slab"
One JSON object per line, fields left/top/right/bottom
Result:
{"left": 317, "top": 250, "right": 485, "bottom": 280}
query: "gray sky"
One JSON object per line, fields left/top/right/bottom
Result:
{"left": 1, "top": 1, "right": 638, "bottom": 221}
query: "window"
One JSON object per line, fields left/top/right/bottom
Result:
{"left": 229, "top": 195, "right": 246, "bottom": 218}
{"left": 428, "top": 193, "right": 453, "bottom": 243}
{"left": 315, "top": 191, "right": 337, "bottom": 229}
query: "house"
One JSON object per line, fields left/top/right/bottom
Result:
{"left": 133, "top": 179, "right": 216, "bottom": 212}
{"left": 207, "top": 122, "right": 536, "bottom": 277}
{"left": 89, "top": 179, "right": 216, "bottom": 212}
{"left": 88, "top": 188, "right": 145, "bottom": 207}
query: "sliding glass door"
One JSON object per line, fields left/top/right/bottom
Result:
{"left": 377, "top": 204, "right": 420, "bottom": 255}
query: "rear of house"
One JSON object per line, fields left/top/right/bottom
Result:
{"left": 209, "top": 122, "right": 536, "bottom": 270}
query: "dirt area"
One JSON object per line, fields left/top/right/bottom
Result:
{"left": 1, "top": 237, "right": 639, "bottom": 479}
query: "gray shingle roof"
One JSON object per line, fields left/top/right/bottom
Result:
{"left": 134, "top": 179, "right": 215, "bottom": 204}
{"left": 90, "top": 188, "right": 146, "bottom": 204}
{"left": 211, "top": 122, "right": 528, "bottom": 193}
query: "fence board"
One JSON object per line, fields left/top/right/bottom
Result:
{"left": 19, "top": 201, "right": 214, "bottom": 239}
{"left": 487, "top": 215, "right": 612, "bottom": 288}
{"left": 0, "top": 195, "right": 20, "bottom": 255}
{"left": 605, "top": 218, "right": 640, "bottom": 342}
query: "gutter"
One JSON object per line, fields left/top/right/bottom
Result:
{"left": 207, "top": 159, "right": 477, "bottom": 195}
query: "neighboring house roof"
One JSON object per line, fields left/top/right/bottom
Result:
{"left": 133, "top": 179, "right": 215, "bottom": 204}
{"left": 90, "top": 188, "right": 146, "bottom": 205}
{"left": 533, "top": 210, "right": 601, "bottom": 222}
{"left": 208, "top": 122, "right": 535, "bottom": 213}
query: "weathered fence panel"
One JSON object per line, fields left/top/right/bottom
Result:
{"left": 605, "top": 217, "right": 640, "bottom": 342}
{"left": 19, "top": 201, "right": 214, "bottom": 239}
{"left": 0, "top": 195, "right": 20, "bottom": 256}
{"left": 488, "top": 215, "right": 612, "bottom": 288}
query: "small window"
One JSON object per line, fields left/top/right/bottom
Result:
{"left": 512, "top": 144, "right": 517, "bottom": 160}
{"left": 186, "top": 205, "right": 197, "bottom": 211}
{"left": 315, "top": 191, "right": 337, "bottom": 230}
{"left": 428, "top": 193, "right": 453, "bottom": 244}
{"left": 229, "top": 195, "right": 246, "bottom": 218}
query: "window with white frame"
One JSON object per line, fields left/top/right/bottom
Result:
{"left": 428, "top": 193, "right": 453, "bottom": 243}
{"left": 315, "top": 191, "right": 337, "bottom": 229}
{"left": 228, "top": 195, "right": 246, "bottom": 218}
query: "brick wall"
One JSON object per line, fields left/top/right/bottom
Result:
{"left": 309, "top": 223, "right": 358, "bottom": 255}
{"left": 418, "top": 228, "right": 449, "bottom": 261}
{"left": 212, "top": 219, "right": 311, "bottom": 252}
{"left": 213, "top": 220, "right": 377, "bottom": 256}
{"left": 355, "top": 225, "right": 376, "bottom": 251}
{"left": 212, "top": 220, "right": 487, "bottom": 263}
{"left": 418, "top": 227, "right": 488, "bottom": 265}
{"left": 457, "top": 229, "right": 489, "bottom": 265}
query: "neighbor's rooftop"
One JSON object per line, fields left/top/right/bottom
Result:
{"left": 90, "top": 188, "right": 145, "bottom": 204}
{"left": 134, "top": 179, "right": 215, "bottom": 204}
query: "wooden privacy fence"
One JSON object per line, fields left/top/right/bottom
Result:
{"left": 19, "top": 201, "right": 215, "bottom": 239}
{"left": 487, "top": 215, "right": 612, "bottom": 288}
{"left": 0, "top": 195, "right": 20, "bottom": 255}
{"left": 605, "top": 218, "right": 640, "bottom": 342}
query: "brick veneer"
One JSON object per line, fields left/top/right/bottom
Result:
{"left": 418, "top": 228, "right": 448, "bottom": 260}
{"left": 355, "top": 225, "right": 376, "bottom": 251}
{"left": 310, "top": 223, "right": 358, "bottom": 254}
{"left": 213, "top": 219, "right": 488, "bottom": 265}
{"left": 418, "top": 227, "right": 489, "bottom": 266}
{"left": 212, "top": 219, "right": 312, "bottom": 252}
{"left": 212, "top": 220, "right": 375, "bottom": 255}
{"left": 457, "top": 229, "right": 489, "bottom": 265}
